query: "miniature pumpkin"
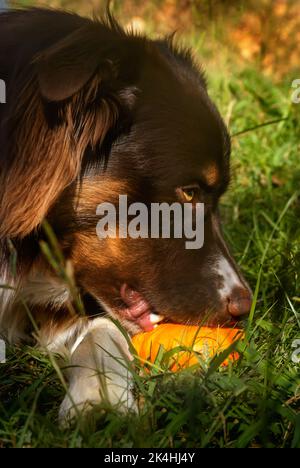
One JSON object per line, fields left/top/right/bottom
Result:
{"left": 132, "top": 324, "right": 244, "bottom": 370}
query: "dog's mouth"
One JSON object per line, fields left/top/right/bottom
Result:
{"left": 118, "top": 283, "right": 243, "bottom": 333}
{"left": 119, "top": 283, "right": 164, "bottom": 332}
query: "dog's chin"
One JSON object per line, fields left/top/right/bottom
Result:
{"left": 154, "top": 312, "right": 244, "bottom": 330}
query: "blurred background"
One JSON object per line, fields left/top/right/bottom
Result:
{"left": 8, "top": 0, "right": 300, "bottom": 80}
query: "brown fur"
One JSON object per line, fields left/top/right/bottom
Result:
{"left": 0, "top": 76, "right": 118, "bottom": 239}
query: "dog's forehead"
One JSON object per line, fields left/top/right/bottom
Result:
{"left": 131, "top": 88, "right": 230, "bottom": 191}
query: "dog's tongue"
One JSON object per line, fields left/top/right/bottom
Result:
{"left": 120, "top": 284, "right": 160, "bottom": 331}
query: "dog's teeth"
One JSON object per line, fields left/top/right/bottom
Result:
{"left": 149, "top": 313, "right": 164, "bottom": 325}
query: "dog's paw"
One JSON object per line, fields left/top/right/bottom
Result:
{"left": 58, "top": 373, "right": 137, "bottom": 425}
{"left": 58, "top": 318, "right": 137, "bottom": 425}
{"left": 58, "top": 381, "right": 138, "bottom": 426}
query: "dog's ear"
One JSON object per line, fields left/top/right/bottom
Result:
{"left": 36, "top": 25, "right": 119, "bottom": 102}
{"left": 0, "top": 24, "right": 140, "bottom": 239}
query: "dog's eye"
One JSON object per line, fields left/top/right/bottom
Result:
{"left": 182, "top": 188, "right": 195, "bottom": 202}
{"left": 176, "top": 186, "right": 200, "bottom": 204}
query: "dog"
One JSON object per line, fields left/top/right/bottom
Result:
{"left": 0, "top": 8, "right": 252, "bottom": 420}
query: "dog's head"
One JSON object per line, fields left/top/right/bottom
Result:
{"left": 0, "top": 12, "right": 252, "bottom": 334}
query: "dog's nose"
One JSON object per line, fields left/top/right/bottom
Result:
{"left": 227, "top": 287, "right": 252, "bottom": 317}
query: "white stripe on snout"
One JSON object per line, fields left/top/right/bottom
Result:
{"left": 215, "top": 257, "right": 243, "bottom": 300}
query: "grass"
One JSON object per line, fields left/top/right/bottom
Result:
{"left": 1, "top": 8, "right": 300, "bottom": 449}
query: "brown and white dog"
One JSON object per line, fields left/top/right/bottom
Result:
{"left": 0, "top": 8, "right": 252, "bottom": 420}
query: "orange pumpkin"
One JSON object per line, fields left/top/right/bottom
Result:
{"left": 132, "top": 324, "right": 244, "bottom": 371}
